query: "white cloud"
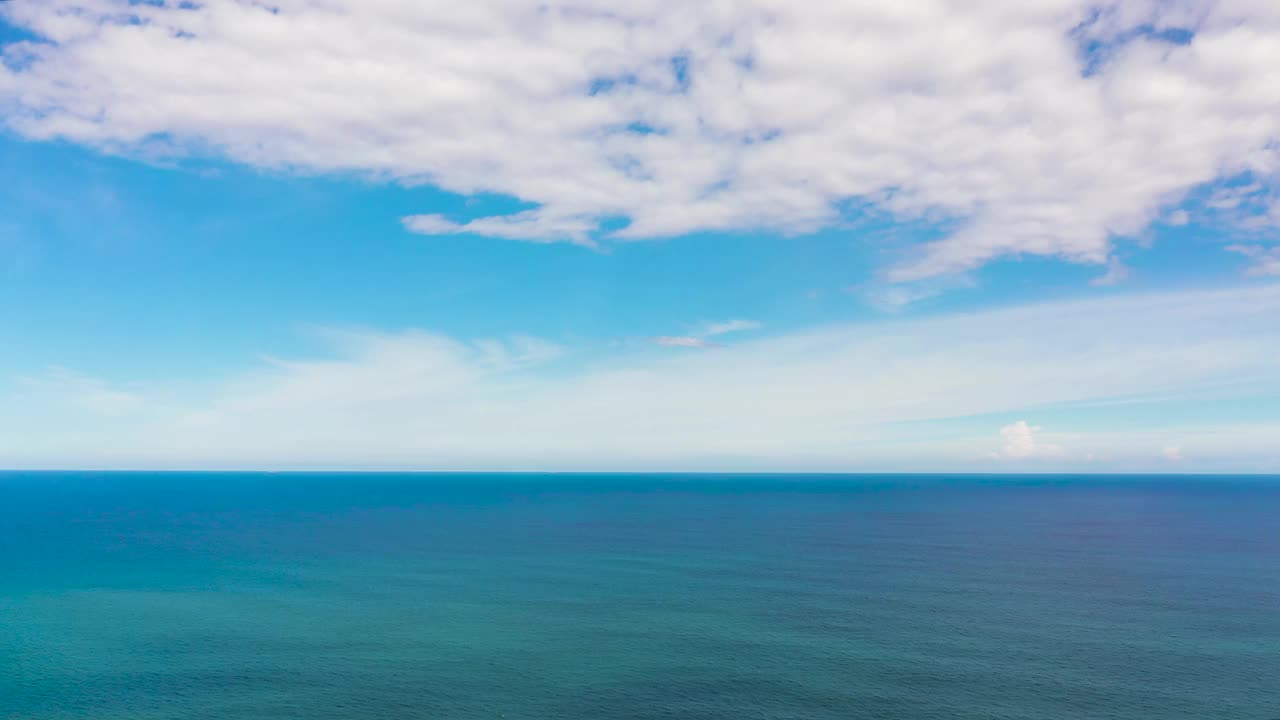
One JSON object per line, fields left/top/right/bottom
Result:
{"left": 1227, "top": 244, "right": 1280, "bottom": 276}
{"left": 651, "top": 336, "right": 716, "bottom": 349}
{"left": 19, "top": 366, "right": 147, "bottom": 415}
{"left": 3, "top": 284, "right": 1279, "bottom": 470}
{"left": 700, "top": 319, "right": 761, "bottom": 337}
{"left": 3, "top": 1, "right": 1280, "bottom": 277}
{"left": 650, "top": 319, "right": 760, "bottom": 349}
{"left": 402, "top": 211, "right": 599, "bottom": 246}
{"left": 1189, "top": 181, "right": 1280, "bottom": 232}
{"left": 1091, "top": 257, "right": 1132, "bottom": 286}
{"left": 993, "top": 420, "right": 1066, "bottom": 460}
{"left": 1163, "top": 445, "right": 1186, "bottom": 462}
{"left": 855, "top": 275, "right": 978, "bottom": 310}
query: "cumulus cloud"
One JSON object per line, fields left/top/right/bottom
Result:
{"left": 993, "top": 420, "right": 1066, "bottom": 460}
{"left": 3, "top": 284, "right": 1279, "bottom": 470}
{"left": 3, "top": 1, "right": 1280, "bottom": 277}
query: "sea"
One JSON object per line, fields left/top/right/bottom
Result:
{"left": 1, "top": 473, "right": 1277, "bottom": 719}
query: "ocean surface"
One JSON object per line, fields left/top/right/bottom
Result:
{"left": 1, "top": 473, "right": 1278, "bottom": 719}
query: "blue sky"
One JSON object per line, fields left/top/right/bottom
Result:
{"left": 1, "top": 1, "right": 1278, "bottom": 471}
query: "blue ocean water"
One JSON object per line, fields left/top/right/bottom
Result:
{"left": 1, "top": 473, "right": 1278, "bottom": 719}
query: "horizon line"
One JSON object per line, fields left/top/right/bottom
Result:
{"left": 2, "top": 469, "right": 1277, "bottom": 478}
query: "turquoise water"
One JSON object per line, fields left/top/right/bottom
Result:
{"left": 2, "top": 473, "right": 1278, "bottom": 719}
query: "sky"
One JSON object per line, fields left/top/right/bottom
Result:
{"left": 1, "top": 0, "right": 1278, "bottom": 472}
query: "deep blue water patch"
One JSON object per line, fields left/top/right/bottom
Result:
{"left": 2, "top": 472, "right": 1278, "bottom": 719}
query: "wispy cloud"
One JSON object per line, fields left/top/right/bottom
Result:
{"left": 19, "top": 366, "right": 148, "bottom": 415}
{"left": 4, "top": 285, "right": 1279, "bottom": 471}
{"left": 651, "top": 336, "right": 718, "bottom": 349}
{"left": 650, "top": 319, "right": 760, "bottom": 349}
{"left": 402, "top": 211, "right": 598, "bottom": 246}
{"left": 700, "top": 319, "right": 761, "bottom": 337}
{"left": 1227, "top": 244, "right": 1280, "bottom": 277}
{"left": 1091, "top": 257, "right": 1132, "bottom": 287}
{"left": 854, "top": 275, "right": 977, "bottom": 310}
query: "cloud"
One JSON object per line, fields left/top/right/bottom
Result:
{"left": 1091, "top": 257, "right": 1132, "bottom": 286}
{"left": 1163, "top": 445, "right": 1186, "bottom": 462}
{"left": 1177, "top": 180, "right": 1280, "bottom": 236}
{"left": 402, "top": 210, "right": 598, "bottom": 246}
{"left": 854, "top": 275, "right": 977, "bottom": 310}
{"left": 3, "top": 1, "right": 1280, "bottom": 277}
{"left": 650, "top": 319, "right": 759, "bottom": 348}
{"left": 1227, "top": 244, "right": 1280, "bottom": 276}
{"left": 18, "top": 366, "right": 147, "bottom": 415}
{"left": 700, "top": 319, "right": 761, "bottom": 337}
{"left": 993, "top": 420, "right": 1066, "bottom": 459}
{"left": 651, "top": 336, "right": 717, "bottom": 348}
{"left": 3, "top": 284, "right": 1279, "bottom": 470}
